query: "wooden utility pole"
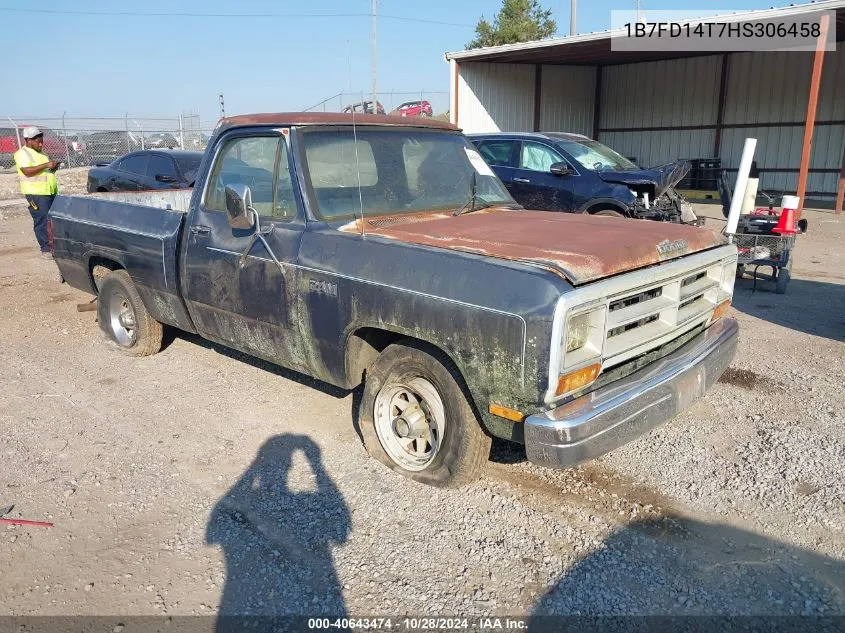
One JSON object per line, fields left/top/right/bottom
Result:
{"left": 796, "top": 12, "right": 829, "bottom": 218}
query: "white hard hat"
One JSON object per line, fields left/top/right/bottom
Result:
{"left": 23, "top": 126, "right": 43, "bottom": 139}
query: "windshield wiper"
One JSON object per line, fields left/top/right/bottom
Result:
{"left": 454, "top": 171, "right": 491, "bottom": 216}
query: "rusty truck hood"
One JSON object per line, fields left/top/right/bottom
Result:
{"left": 349, "top": 209, "right": 727, "bottom": 285}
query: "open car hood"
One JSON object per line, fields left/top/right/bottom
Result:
{"left": 345, "top": 207, "right": 727, "bottom": 286}
{"left": 597, "top": 161, "right": 691, "bottom": 198}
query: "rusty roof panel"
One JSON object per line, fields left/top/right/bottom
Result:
{"left": 217, "top": 112, "right": 459, "bottom": 132}
{"left": 355, "top": 209, "right": 727, "bottom": 285}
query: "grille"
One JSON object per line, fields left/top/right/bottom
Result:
{"left": 601, "top": 261, "right": 724, "bottom": 367}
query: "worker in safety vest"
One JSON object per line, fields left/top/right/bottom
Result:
{"left": 14, "top": 126, "right": 59, "bottom": 258}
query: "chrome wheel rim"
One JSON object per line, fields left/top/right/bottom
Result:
{"left": 374, "top": 377, "right": 445, "bottom": 471}
{"left": 108, "top": 293, "right": 136, "bottom": 347}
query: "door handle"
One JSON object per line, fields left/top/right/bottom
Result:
{"left": 190, "top": 225, "right": 210, "bottom": 236}
{"left": 513, "top": 177, "right": 531, "bottom": 183}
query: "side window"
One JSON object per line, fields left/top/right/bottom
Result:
{"left": 273, "top": 139, "right": 296, "bottom": 219}
{"left": 476, "top": 140, "right": 517, "bottom": 167}
{"left": 520, "top": 142, "right": 564, "bottom": 173}
{"left": 119, "top": 154, "right": 149, "bottom": 175}
{"left": 146, "top": 155, "right": 177, "bottom": 180}
{"left": 205, "top": 136, "right": 279, "bottom": 217}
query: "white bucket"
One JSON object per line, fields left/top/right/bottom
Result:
{"left": 781, "top": 194, "right": 800, "bottom": 210}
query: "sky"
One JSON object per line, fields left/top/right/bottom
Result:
{"left": 0, "top": 0, "right": 788, "bottom": 124}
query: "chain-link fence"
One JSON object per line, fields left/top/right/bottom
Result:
{"left": 0, "top": 113, "right": 217, "bottom": 170}
{"left": 303, "top": 91, "right": 450, "bottom": 119}
{"left": 2, "top": 96, "right": 450, "bottom": 172}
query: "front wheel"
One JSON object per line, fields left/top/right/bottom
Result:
{"left": 97, "top": 270, "right": 163, "bottom": 356}
{"left": 359, "top": 342, "right": 491, "bottom": 487}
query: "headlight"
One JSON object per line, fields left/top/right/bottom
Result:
{"left": 562, "top": 305, "right": 606, "bottom": 370}
{"left": 566, "top": 312, "right": 591, "bottom": 352}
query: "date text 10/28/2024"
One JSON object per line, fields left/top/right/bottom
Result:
{"left": 308, "top": 617, "right": 528, "bottom": 630}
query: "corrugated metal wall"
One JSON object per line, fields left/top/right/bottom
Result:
{"left": 457, "top": 63, "right": 535, "bottom": 133}
{"left": 602, "top": 56, "right": 722, "bottom": 128}
{"left": 539, "top": 65, "right": 596, "bottom": 135}
{"left": 599, "top": 55, "right": 721, "bottom": 168}
{"left": 597, "top": 49, "right": 845, "bottom": 199}
{"left": 455, "top": 47, "right": 845, "bottom": 199}
{"left": 456, "top": 63, "right": 596, "bottom": 135}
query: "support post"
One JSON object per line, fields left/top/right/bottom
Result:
{"left": 836, "top": 136, "right": 845, "bottom": 214}
{"left": 796, "top": 11, "right": 830, "bottom": 219}
{"left": 450, "top": 59, "right": 460, "bottom": 126}
{"left": 713, "top": 53, "right": 729, "bottom": 157}
{"left": 371, "top": 0, "right": 378, "bottom": 114}
{"left": 593, "top": 66, "right": 603, "bottom": 140}
{"left": 178, "top": 114, "right": 185, "bottom": 150}
{"left": 533, "top": 65, "right": 542, "bottom": 132}
{"left": 62, "top": 112, "right": 71, "bottom": 167}
{"left": 570, "top": 0, "right": 576, "bottom": 35}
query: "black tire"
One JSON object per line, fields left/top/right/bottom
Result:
{"left": 775, "top": 269, "right": 790, "bottom": 294}
{"left": 359, "top": 341, "right": 491, "bottom": 488}
{"left": 96, "top": 270, "right": 163, "bottom": 356}
{"left": 592, "top": 208, "right": 625, "bottom": 218}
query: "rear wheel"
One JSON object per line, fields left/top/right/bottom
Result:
{"left": 360, "top": 342, "right": 491, "bottom": 488}
{"left": 775, "top": 269, "right": 790, "bottom": 294}
{"left": 97, "top": 270, "right": 163, "bottom": 356}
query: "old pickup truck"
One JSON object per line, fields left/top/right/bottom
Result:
{"left": 49, "top": 113, "right": 739, "bottom": 488}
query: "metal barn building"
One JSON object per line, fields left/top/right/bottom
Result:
{"left": 446, "top": 1, "right": 845, "bottom": 211}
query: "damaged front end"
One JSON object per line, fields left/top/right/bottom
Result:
{"left": 629, "top": 187, "right": 703, "bottom": 226}
{"left": 601, "top": 160, "right": 703, "bottom": 226}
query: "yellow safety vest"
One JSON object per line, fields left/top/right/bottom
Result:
{"left": 13, "top": 146, "right": 58, "bottom": 196}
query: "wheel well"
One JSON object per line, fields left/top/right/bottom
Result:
{"left": 587, "top": 202, "right": 626, "bottom": 215}
{"left": 96, "top": 187, "right": 108, "bottom": 192}
{"left": 88, "top": 257, "right": 124, "bottom": 292}
{"left": 345, "top": 327, "right": 460, "bottom": 389}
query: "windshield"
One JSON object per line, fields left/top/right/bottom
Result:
{"left": 300, "top": 128, "right": 516, "bottom": 220}
{"left": 174, "top": 154, "right": 203, "bottom": 184}
{"left": 555, "top": 138, "right": 637, "bottom": 172}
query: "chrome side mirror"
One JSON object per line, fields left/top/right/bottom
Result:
{"left": 224, "top": 183, "right": 255, "bottom": 230}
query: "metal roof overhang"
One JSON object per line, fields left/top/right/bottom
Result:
{"left": 445, "top": 1, "right": 845, "bottom": 66}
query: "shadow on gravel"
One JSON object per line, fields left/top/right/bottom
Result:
{"left": 489, "top": 437, "right": 528, "bottom": 465}
{"left": 527, "top": 516, "right": 845, "bottom": 629}
{"left": 206, "top": 433, "right": 351, "bottom": 630}
{"left": 167, "top": 331, "right": 350, "bottom": 397}
{"left": 167, "top": 331, "right": 367, "bottom": 439}
{"left": 731, "top": 278, "right": 845, "bottom": 343}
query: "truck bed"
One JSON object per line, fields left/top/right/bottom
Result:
{"left": 49, "top": 190, "right": 196, "bottom": 332}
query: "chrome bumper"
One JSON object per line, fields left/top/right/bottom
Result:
{"left": 524, "top": 317, "right": 739, "bottom": 469}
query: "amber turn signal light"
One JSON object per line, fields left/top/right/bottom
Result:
{"left": 556, "top": 363, "right": 601, "bottom": 397}
{"left": 489, "top": 404, "right": 526, "bottom": 422}
{"left": 711, "top": 299, "right": 731, "bottom": 323}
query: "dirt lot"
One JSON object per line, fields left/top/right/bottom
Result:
{"left": 0, "top": 193, "right": 844, "bottom": 623}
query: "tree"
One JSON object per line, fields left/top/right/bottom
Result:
{"left": 467, "top": 0, "right": 557, "bottom": 49}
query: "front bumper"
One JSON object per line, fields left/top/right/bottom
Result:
{"left": 524, "top": 317, "right": 739, "bottom": 469}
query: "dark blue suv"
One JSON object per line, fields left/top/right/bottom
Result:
{"left": 468, "top": 132, "right": 700, "bottom": 224}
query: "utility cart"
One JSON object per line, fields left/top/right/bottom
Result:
{"left": 718, "top": 174, "right": 807, "bottom": 294}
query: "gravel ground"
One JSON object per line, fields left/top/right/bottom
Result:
{"left": 0, "top": 201, "right": 843, "bottom": 623}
